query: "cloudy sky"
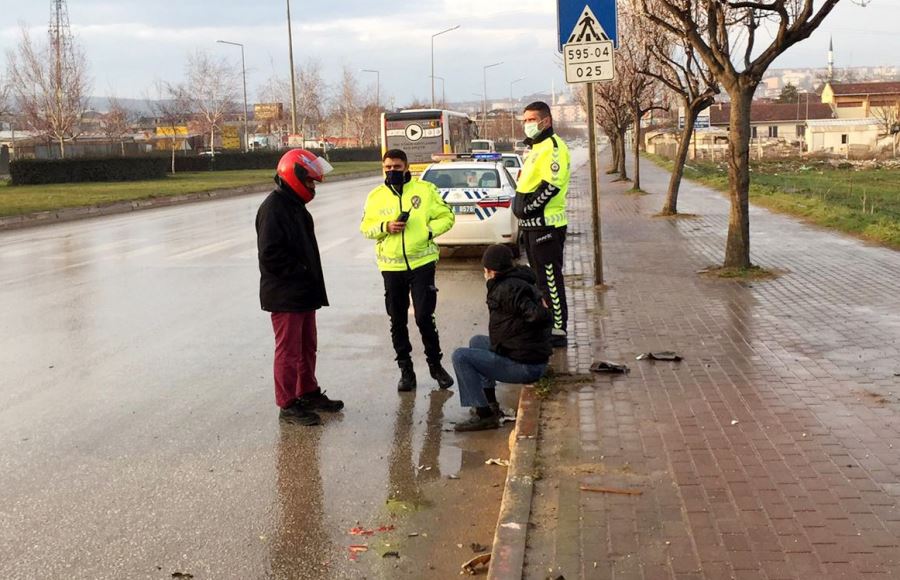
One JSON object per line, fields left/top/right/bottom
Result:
{"left": 1, "top": 0, "right": 897, "bottom": 107}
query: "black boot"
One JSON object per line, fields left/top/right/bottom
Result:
{"left": 297, "top": 388, "right": 344, "bottom": 412}
{"left": 397, "top": 360, "right": 417, "bottom": 392}
{"left": 428, "top": 362, "right": 454, "bottom": 389}
{"left": 454, "top": 407, "right": 501, "bottom": 432}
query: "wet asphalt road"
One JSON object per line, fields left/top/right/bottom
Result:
{"left": 0, "top": 176, "right": 524, "bottom": 579}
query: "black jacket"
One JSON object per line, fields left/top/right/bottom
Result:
{"left": 487, "top": 266, "right": 552, "bottom": 364}
{"left": 256, "top": 186, "right": 329, "bottom": 312}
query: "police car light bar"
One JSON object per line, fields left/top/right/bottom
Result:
{"left": 431, "top": 153, "right": 502, "bottom": 162}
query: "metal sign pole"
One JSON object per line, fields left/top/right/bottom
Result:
{"left": 586, "top": 82, "right": 603, "bottom": 285}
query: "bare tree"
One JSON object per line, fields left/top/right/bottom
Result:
{"left": 872, "top": 103, "right": 900, "bottom": 158}
{"left": 0, "top": 72, "right": 11, "bottom": 119}
{"left": 638, "top": 0, "right": 719, "bottom": 214}
{"left": 297, "top": 59, "right": 328, "bottom": 144}
{"left": 619, "top": 6, "right": 667, "bottom": 192}
{"left": 595, "top": 58, "right": 632, "bottom": 181}
{"left": 149, "top": 81, "right": 193, "bottom": 173}
{"left": 102, "top": 95, "right": 132, "bottom": 156}
{"left": 5, "top": 26, "right": 90, "bottom": 158}
{"left": 637, "top": 0, "right": 844, "bottom": 268}
{"left": 185, "top": 50, "right": 239, "bottom": 158}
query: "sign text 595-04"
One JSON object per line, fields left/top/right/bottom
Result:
{"left": 566, "top": 44, "right": 611, "bottom": 62}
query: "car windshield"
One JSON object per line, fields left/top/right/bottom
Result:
{"left": 423, "top": 167, "right": 502, "bottom": 189}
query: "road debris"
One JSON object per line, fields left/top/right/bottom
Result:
{"left": 589, "top": 360, "right": 630, "bottom": 374}
{"left": 580, "top": 485, "right": 642, "bottom": 496}
{"left": 636, "top": 351, "right": 683, "bottom": 362}
{"left": 349, "top": 524, "right": 395, "bottom": 536}
{"left": 470, "top": 542, "right": 489, "bottom": 552}
{"left": 171, "top": 574, "right": 193, "bottom": 580}
{"left": 348, "top": 545, "right": 369, "bottom": 561}
{"left": 485, "top": 458, "right": 511, "bottom": 467}
{"left": 448, "top": 473, "right": 460, "bottom": 480}
{"left": 382, "top": 551, "right": 400, "bottom": 559}
{"left": 461, "top": 553, "right": 491, "bottom": 575}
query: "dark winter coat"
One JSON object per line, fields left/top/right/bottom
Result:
{"left": 256, "top": 186, "right": 329, "bottom": 312}
{"left": 486, "top": 266, "right": 552, "bottom": 364}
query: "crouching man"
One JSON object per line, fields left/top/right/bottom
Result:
{"left": 451, "top": 244, "right": 552, "bottom": 432}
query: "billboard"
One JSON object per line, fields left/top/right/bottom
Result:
{"left": 255, "top": 103, "right": 284, "bottom": 121}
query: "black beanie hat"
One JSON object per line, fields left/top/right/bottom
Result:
{"left": 482, "top": 244, "right": 514, "bottom": 272}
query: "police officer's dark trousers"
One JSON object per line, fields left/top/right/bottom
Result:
{"left": 382, "top": 261, "right": 443, "bottom": 364}
{"left": 523, "top": 226, "right": 567, "bottom": 333}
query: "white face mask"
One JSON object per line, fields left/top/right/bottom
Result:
{"left": 524, "top": 121, "right": 541, "bottom": 139}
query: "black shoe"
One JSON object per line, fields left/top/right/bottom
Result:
{"left": 298, "top": 389, "right": 344, "bottom": 412}
{"left": 279, "top": 403, "right": 322, "bottom": 426}
{"left": 470, "top": 402, "right": 504, "bottom": 417}
{"left": 398, "top": 360, "right": 417, "bottom": 392}
{"left": 550, "top": 329, "right": 568, "bottom": 348}
{"left": 454, "top": 412, "right": 501, "bottom": 432}
{"left": 429, "top": 362, "right": 454, "bottom": 389}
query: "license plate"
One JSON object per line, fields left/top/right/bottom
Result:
{"left": 453, "top": 205, "right": 476, "bottom": 215}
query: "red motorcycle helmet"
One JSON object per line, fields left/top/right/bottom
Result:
{"left": 276, "top": 148, "right": 334, "bottom": 203}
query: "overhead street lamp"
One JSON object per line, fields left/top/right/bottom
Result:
{"left": 217, "top": 40, "right": 249, "bottom": 152}
{"left": 286, "top": 0, "right": 298, "bottom": 136}
{"left": 482, "top": 62, "right": 503, "bottom": 136}
{"left": 429, "top": 75, "right": 445, "bottom": 106}
{"left": 431, "top": 25, "right": 460, "bottom": 109}
{"left": 361, "top": 69, "right": 380, "bottom": 109}
{"left": 509, "top": 77, "right": 525, "bottom": 142}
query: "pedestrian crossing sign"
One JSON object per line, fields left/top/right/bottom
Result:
{"left": 557, "top": 0, "right": 618, "bottom": 51}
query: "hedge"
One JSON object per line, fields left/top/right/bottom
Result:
{"left": 8, "top": 147, "right": 382, "bottom": 185}
{"left": 10, "top": 157, "right": 168, "bottom": 185}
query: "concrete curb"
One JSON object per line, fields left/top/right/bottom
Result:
{"left": 0, "top": 170, "right": 380, "bottom": 231}
{"left": 488, "top": 385, "right": 541, "bottom": 580}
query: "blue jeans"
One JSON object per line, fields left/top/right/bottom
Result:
{"left": 451, "top": 335, "right": 547, "bottom": 408}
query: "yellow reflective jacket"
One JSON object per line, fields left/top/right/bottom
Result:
{"left": 512, "top": 130, "right": 571, "bottom": 229}
{"left": 360, "top": 178, "right": 455, "bottom": 272}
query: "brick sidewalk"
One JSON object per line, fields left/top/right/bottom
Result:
{"left": 525, "top": 151, "right": 900, "bottom": 579}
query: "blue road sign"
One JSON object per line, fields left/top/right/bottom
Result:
{"left": 557, "top": 0, "right": 618, "bottom": 51}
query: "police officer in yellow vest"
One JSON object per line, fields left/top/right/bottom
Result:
{"left": 361, "top": 149, "right": 456, "bottom": 391}
{"left": 512, "top": 101, "right": 571, "bottom": 347}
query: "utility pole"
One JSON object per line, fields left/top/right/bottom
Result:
{"left": 509, "top": 77, "right": 525, "bottom": 143}
{"left": 431, "top": 26, "right": 460, "bottom": 109}
{"left": 482, "top": 62, "right": 503, "bottom": 137}
{"left": 286, "top": 0, "right": 298, "bottom": 137}
{"left": 586, "top": 83, "right": 603, "bottom": 285}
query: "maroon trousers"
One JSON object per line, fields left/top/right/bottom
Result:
{"left": 270, "top": 311, "right": 318, "bottom": 409}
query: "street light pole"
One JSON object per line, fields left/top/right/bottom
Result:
{"left": 217, "top": 40, "right": 249, "bottom": 152}
{"left": 431, "top": 25, "right": 460, "bottom": 109}
{"left": 509, "top": 77, "right": 525, "bottom": 143}
{"left": 286, "top": 0, "right": 298, "bottom": 137}
{"left": 482, "top": 62, "right": 503, "bottom": 137}
{"left": 361, "top": 69, "right": 380, "bottom": 109}
{"left": 430, "top": 76, "right": 445, "bottom": 106}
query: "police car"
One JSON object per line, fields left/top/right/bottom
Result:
{"left": 500, "top": 153, "right": 524, "bottom": 184}
{"left": 421, "top": 153, "right": 519, "bottom": 249}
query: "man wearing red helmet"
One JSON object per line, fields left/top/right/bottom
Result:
{"left": 256, "top": 149, "right": 344, "bottom": 426}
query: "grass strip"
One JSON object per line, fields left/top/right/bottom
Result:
{"left": 0, "top": 161, "right": 381, "bottom": 217}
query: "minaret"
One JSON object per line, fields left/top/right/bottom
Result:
{"left": 827, "top": 36, "right": 834, "bottom": 82}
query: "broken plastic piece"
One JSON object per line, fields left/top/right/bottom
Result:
{"left": 590, "top": 360, "right": 630, "bottom": 374}
{"left": 461, "top": 553, "right": 491, "bottom": 575}
{"left": 636, "top": 351, "right": 683, "bottom": 362}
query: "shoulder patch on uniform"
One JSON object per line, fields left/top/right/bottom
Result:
{"left": 411, "top": 195, "right": 421, "bottom": 209}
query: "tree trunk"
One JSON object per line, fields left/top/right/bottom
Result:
{"left": 210, "top": 127, "right": 216, "bottom": 159}
{"left": 661, "top": 102, "right": 698, "bottom": 215}
{"left": 606, "top": 132, "right": 619, "bottom": 174}
{"left": 171, "top": 142, "right": 177, "bottom": 174}
{"left": 58, "top": 136, "right": 66, "bottom": 159}
{"left": 632, "top": 104, "right": 641, "bottom": 191}
{"left": 617, "top": 127, "right": 628, "bottom": 181}
{"left": 724, "top": 87, "right": 754, "bottom": 269}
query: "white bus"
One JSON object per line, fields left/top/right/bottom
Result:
{"left": 381, "top": 109, "right": 478, "bottom": 174}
